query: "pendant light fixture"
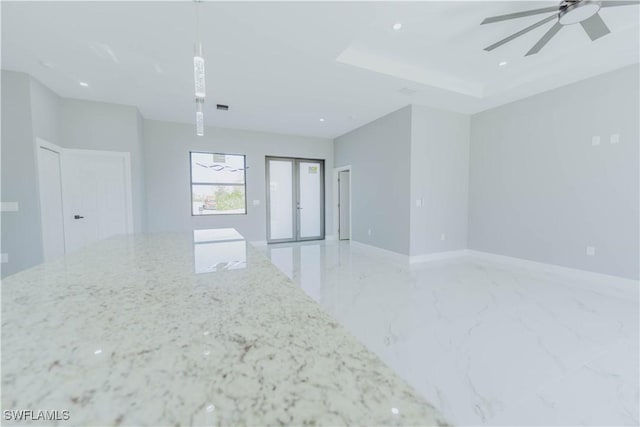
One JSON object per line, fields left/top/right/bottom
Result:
{"left": 196, "top": 98, "right": 204, "bottom": 136}
{"left": 194, "top": 42, "right": 205, "bottom": 99}
{"left": 193, "top": 0, "right": 205, "bottom": 136}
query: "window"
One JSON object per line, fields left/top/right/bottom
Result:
{"left": 190, "top": 152, "right": 247, "bottom": 215}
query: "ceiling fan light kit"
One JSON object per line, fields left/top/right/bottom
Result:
{"left": 482, "top": 0, "right": 639, "bottom": 56}
{"left": 558, "top": 0, "right": 601, "bottom": 25}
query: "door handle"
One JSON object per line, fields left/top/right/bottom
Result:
{"left": 74, "top": 215, "right": 85, "bottom": 220}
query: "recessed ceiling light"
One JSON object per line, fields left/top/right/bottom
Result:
{"left": 319, "top": 118, "right": 325, "bottom": 122}
{"left": 392, "top": 23, "right": 403, "bottom": 31}
{"left": 39, "top": 59, "right": 55, "bottom": 69}
{"left": 498, "top": 61, "right": 508, "bottom": 67}
{"left": 79, "top": 82, "right": 89, "bottom": 87}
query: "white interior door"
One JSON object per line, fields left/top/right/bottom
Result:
{"left": 37, "top": 144, "right": 66, "bottom": 261}
{"left": 338, "top": 170, "right": 350, "bottom": 240}
{"left": 62, "top": 150, "right": 132, "bottom": 254}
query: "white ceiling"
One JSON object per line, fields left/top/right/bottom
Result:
{"left": 2, "top": 1, "right": 639, "bottom": 139}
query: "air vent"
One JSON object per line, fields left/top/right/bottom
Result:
{"left": 216, "top": 104, "right": 229, "bottom": 111}
{"left": 398, "top": 87, "right": 417, "bottom": 96}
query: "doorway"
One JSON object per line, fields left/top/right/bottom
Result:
{"left": 266, "top": 157, "right": 325, "bottom": 243}
{"left": 338, "top": 169, "right": 351, "bottom": 240}
{"left": 61, "top": 149, "right": 133, "bottom": 253}
{"left": 36, "top": 139, "right": 134, "bottom": 257}
{"left": 333, "top": 165, "right": 352, "bottom": 241}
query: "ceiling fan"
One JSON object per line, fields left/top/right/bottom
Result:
{"left": 482, "top": 0, "right": 640, "bottom": 56}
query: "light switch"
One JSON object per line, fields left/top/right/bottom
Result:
{"left": 586, "top": 246, "right": 596, "bottom": 256}
{"left": 1, "top": 202, "right": 19, "bottom": 212}
{"left": 591, "top": 136, "right": 600, "bottom": 146}
{"left": 415, "top": 199, "right": 423, "bottom": 207}
{"left": 252, "top": 200, "right": 260, "bottom": 206}
{"left": 610, "top": 134, "right": 620, "bottom": 144}
{"left": 1, "top": 253, "right": 7, "bottom": 263}
{"left": 441, "top": 233, "right": 446, "bottom": 241}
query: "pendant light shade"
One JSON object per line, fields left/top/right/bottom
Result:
{"left": 196, "top": 97, "right": 204, "bottom": 136}
{"left": 194, "top": 42, "right": 205, "bottom": 98}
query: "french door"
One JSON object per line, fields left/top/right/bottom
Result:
{"left": 266, "top": 157, "right": 325, "bottom": 243}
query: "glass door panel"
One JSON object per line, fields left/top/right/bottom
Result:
{"left": 297, "top": 160, "right": 323, "bottom": 240}
{"left": 267, "top": 159, "right": 295, "bottom": 242}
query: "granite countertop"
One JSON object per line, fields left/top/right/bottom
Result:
{"left": 1, "top": 229, "right": 447, "bottom": 426}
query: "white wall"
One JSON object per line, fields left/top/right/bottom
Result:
{"left": 30, "top": 76, "right": 61, "bottom": 144}
{"left": 469, "top": 64, "right": 639, "bottom": 279}
{"left": 334, "top": 106, "right": 412, "bottom": 255}
{"left": 1, "top": 71, "right": 147, "bottom": 277}
{"left": 1, "top": 71, "right": 64, "bottom": 277}
{"left": 410, "top": 105, "right": 470, "bottom": 256}
{"left": 1, "top": 71, "right": 43, "bottom": 277}
{"left": 333, "top": 104, "right": 469, "bottom": 257}
{"left": 143, "top": 119, "right": 333, "bottom": 242}
{"left": 59, "top": 98, "right": 146, "bottom": 232}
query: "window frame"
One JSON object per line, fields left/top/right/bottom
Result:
{"left": 189, "top": 151, "right": 248, "bottom": 216}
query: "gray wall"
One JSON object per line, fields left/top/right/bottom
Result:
{"left": 59, "top": 98, "right": 146, "bottom": 233}
{"left": 143, "top": 119, "right": 333, "bottom": 242}
{"left": 469, "top": 64, "right": 639, "bottom": 279}
{"left": 1, "top": 71, "right": 147, "bottom": 277}
{"left": 1, "top": 71, "right": 44, "bottom": 277}
{"left": 30, "top": 77, "right": 60, "bottom": 144}
{"left": 334, "top": 106, "right": 412, "bottom": 255}
{"left": 410, "top": 105, "right": 470, "bottom": 256}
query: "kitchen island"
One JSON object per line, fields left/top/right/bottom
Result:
{"left": 1, "top": 229, "right": 447, "bottom": 426}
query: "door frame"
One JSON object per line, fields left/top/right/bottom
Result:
{"left": 36, "top": 138, "right": 67, "bottom": 260}
{"left": 265, "top": 156, "right": 325, "bottom": 243}
{"left": 333, "top": 165, "right": 352, "bottom": 240}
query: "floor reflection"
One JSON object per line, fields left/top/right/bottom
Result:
{"left": 193, "top": 228, "right": 247, "bottom": 274}
{"left": 263, "top": 240, "right": 639, "bottom": 426}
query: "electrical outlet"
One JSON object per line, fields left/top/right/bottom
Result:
{"left": 610, "top": 134, "right": 620, "bottom": 144}
{"left": 0, "top": 202, "right": 19, "bottom": 212}
{"left": 1, "top": 253, "right": 7, "bottom": 263}
{"left": 252, "top": 200, "right": 260, "bottom": 206}
{"left": 591, "top": 136, "right": 600, "bottom": 146}
{"left": 367, "top": 229, "right": 372, "bottom": 236}
{"left": 441, "top": 233, "right": 446, "bottom": 241}
{"left": 586, "top": 246, "right": 596, "bottom": 256}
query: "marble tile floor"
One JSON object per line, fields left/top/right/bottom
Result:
{"left": 261, "top": 240, "right": 639, "bottom": 426}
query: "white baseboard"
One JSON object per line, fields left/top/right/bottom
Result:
{"left": 350, "top": 240, "right": 410, "bottom": 263}
{"left": 410, "top": 250, "right": 470, "bottom": 264}
{"left": 467, "top": 250, "right": 639, "bottom": 290}
{"left": 350, "top": 241, "right": 472, "bottom": 265}
{"left": 325, "top": 234, "right": 338, "bottom": 241}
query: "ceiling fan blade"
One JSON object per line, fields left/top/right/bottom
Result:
{"left": 580, "top": 13, "right": 611, "bottom": 40}
{"left": 600, "top": 1, "right": 640, "bottom": 7}
{"left": 481, "top": 6, "right": 558, "bottom": 24}
{"left": 484, "top": 15, "right": 557, "bottom": 51}
{"left": 526, "top": 22, "right": 563, "bottom": 55}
